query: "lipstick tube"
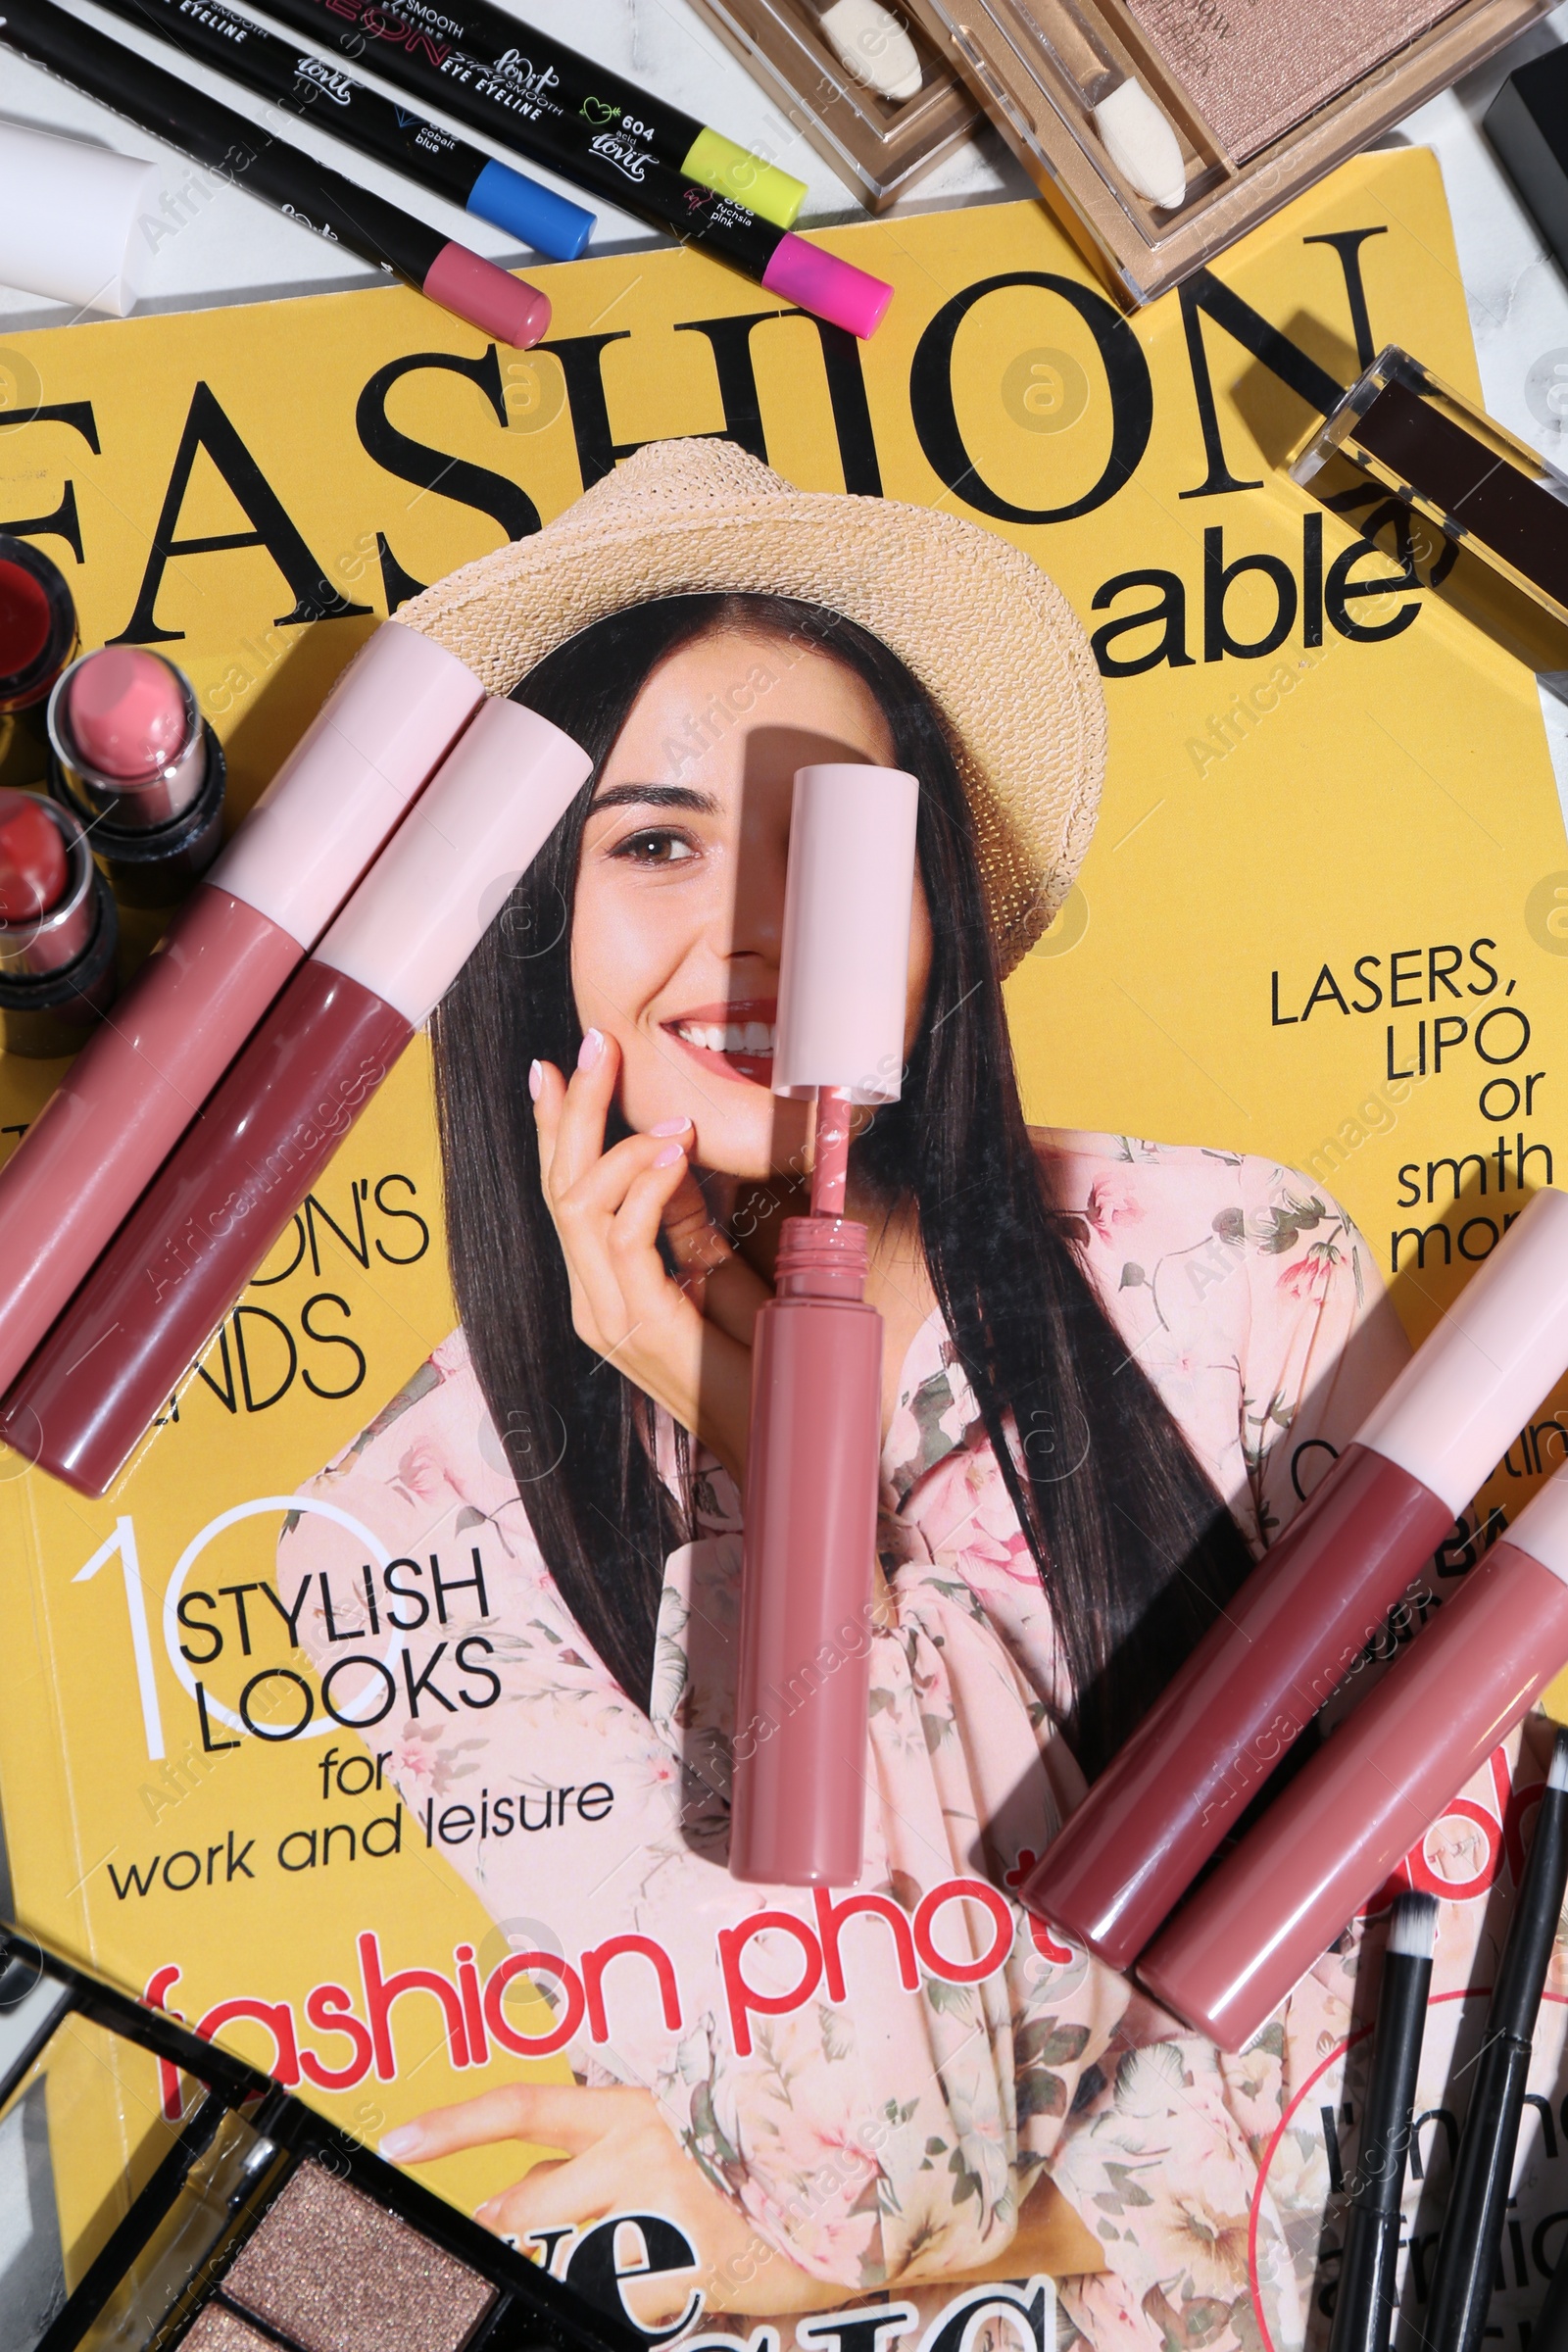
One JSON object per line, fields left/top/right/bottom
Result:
{"left": 1023, "top": 1183, "right": 1568, "bottom": 1968}
{"left": 729, "top": 761, "right": 919, "bottom": 1886}
{"left": 0, "top": 796, "right": 118, "bottom": 1056}
{"left": 1136, "top": 1468, "right": 1568, "bottom": 2051}
{"left": 0, "top": 697, "right": 591, "bottom": 1496}
{"left": 48, "top": 647, "right": 227, "bottom": 905}
{"left": 0, "top": 532, "right": 78, "bottom": 791}
{"left": 0, "top": 621, "right": 483, "bottom": 1399}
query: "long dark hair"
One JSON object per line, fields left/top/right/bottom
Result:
{"left": 431, "top": 594, "right": 1254, "bottom": 1779}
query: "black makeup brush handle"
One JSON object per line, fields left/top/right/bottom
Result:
{"left": 1424, "top": 2033, "right": 1532, "bottom": 2352}
{"left": 1328, "top": 1948, "right": 1432, "bottom": 2352}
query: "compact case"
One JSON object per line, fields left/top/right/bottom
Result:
{"left": 899, "top": 0, "right": 1552, "bottom": 298}
{"left": 0, "top": 1925, "right": 642, "bottom": 2352}
{"left": 685, "top": 0, "right": 981, "bottom": 208}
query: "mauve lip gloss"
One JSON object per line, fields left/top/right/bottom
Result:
{"left": 729, "top": 761, "right": 919, "bottom": 1887}
{"left": 1, "top": 696, "right": 590, "bottom": 1497}
{"left": 0, "top": 620, "right": 485, "bottom": 1400}
{"left": 1136, "top": 1465, "right": 1568, "bottom": 2052}
{"left": 1023, "top": 1183, "right": 1568, "bottom": 1968}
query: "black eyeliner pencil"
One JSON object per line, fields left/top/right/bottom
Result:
{"left": 1327, "top": 1891, "right": 1437, "bottom": 2352}
{"left": 88, "top": 0, "right": 595, "bottom": 259}
{"left": 0, "top": 0, "right": 550, "bottom": 345}
{"left": 1424, "top": 1727, "right": 1568, "bottom": 2352}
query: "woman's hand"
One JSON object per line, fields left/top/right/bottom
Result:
{"left": 381, "top": 2082, "right": 845, "bottom": 2319}
{"left": 533, "top": 1030, "right": 770, "bottom": 1485}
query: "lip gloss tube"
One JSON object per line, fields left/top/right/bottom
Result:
{"left": 1023, "top": 1183, "right": 1568, "bottom": 1968}
{"left": 0, "top": 620, "right": 483, "bottom": 1399}
{"left": 1136, "top": 1467, "right": 1568, "bottom": 2051}
{"left": 0, "top": 697, "right": 591, "bottom": 1497}
{"left": 0, "top": 792, "right": 118, "bottom": 1055}
{"left": 729, "top": 761, "right": 918, "bottom": 1886}
{"left": 48, "top": 647, "right": 227, "bottom": 905}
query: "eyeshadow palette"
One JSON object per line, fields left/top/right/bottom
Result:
{"left": 685, "top": 0, "right": 982, "bottom": 208}
{"left": 0, "top": 1926, "right": 643, "bottom": 2352}
{"left": 897, "top": 0, "right": 1552, "bottom": 297}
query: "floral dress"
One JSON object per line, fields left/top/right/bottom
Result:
{"left": 279, "top": 1134, "right": 1535, "bottom": 2352}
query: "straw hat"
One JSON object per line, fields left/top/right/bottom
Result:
{"left": 401, "top": 439, "right": 1105, "bottom": 973}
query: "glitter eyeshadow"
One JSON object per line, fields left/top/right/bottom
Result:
{"left": 219, "top": 2160, "right": 497, "bottom": 2352}
{"left": 182, "top": 2310, "right": 278, "bottom": 2351}
{"left": 1116, "top": 0, "right": 1468, "bottom": 159}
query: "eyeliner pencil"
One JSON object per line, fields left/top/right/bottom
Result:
{"left": 256, "top": 0, "right": 808, "bottom": 228}
{"left": 89, "top": 0, "right": 595, "bottom": 260}
{"left": 248, "top": 0, "right": 894, "bottom": 338}
{"left": 1327, "top": 1891, "right": 1437, "bottom": 2352}
{"left": 1425, "top": 1727, "right": 1568, "bottom": 2352}
{"left": 0, "top": 0, "right": 550, "bottom": 346}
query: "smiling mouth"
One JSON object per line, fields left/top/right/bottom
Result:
{"left": 663, "top": 1006, "right": 776, "bottom": 1086}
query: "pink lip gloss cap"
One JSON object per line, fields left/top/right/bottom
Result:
{"left": 421, "top": 242, "right": 552, "bottom": 349}
{"left": 316, "top": 698, "right": 590, "bottom": 1026}
{"left": 66, "top": 647, "right": 188, "bottom": 780}
{"left": 773, "top": 762, "right": 918, "bottom": 1105}
{"left": 1357, "top": 1184, "right": 1568, "bottom": 1512}
{"left": 210, "top": 621, "right": 486, "bottom": 952}
{"left": 760, "top": 233, "right": 893, "bottom": 340}
{"left": 1506, "top": 1458, "right": 1568, "bottom": 1581}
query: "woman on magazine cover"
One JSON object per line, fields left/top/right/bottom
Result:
{"left": 280, "top": 439, "right": 1423, "bottom": 2352}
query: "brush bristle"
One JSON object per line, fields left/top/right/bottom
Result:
{"left": 1549, "top": 1729, "right": 1568, "bottom": 1794}
{"left": 1387, "top": 1890, "right": 1438, "bottom": 1959}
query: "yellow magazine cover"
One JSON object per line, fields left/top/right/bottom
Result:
{"left": 1, "top": 149, "right": 1567, "bottom": 2352}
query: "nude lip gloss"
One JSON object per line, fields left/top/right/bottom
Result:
{"left": 1136, "top": 1465, "right": 1568, "bottom": 2052}
{"left": 1023, "top": 1183, "right": 1568, "bottom": 1968}
{"left": 0, "top": 790, "right": 118, "bottom": 1055}
{"left": 0, "top": 695, "right": 591, "bottom": 1497}
{"left": 729, "top": 761, "right": 919, "bottom": 1887}
{"left": 48, "top": 646, "right": 227, "bottom": 905}
{"left": 0, "top": 620, "right": 484, "bottom": 1400}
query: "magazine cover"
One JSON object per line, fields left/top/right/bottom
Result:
{"left": 2, "top": 148, "right": 1568, "bottom": 2352}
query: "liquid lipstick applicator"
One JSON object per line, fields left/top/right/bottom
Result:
{"left": 0, "top": 695, "right": 591, "bottom": 1497}
{"left": 1024, "top": 1182, "right": 1568, "bottom": 1969}
{"left": 0, "top": 621, "right": 484, "bottom": 1400}
{"left": 1136, "top": 1465, "right": 1568, "bottom": 2051}
{"left": 729, "top": 761, "right": 919, "bottom": 1888}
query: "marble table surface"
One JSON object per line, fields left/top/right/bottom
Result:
{"left": 5, "top": 0, "right": 1568, "bottom": 806}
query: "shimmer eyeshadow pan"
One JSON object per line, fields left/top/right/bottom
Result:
{"left": 220, "top": 2163, "right": 495, "bottom": 2352}
{"left": 182, "top": 2313, "right": 278, "bottom": 2352}
{"left": 1117, "top": 0, "right": 1466, "bottom": 160}
{"left": 0, "top": 1926, "right": 641, "bottom": 2352}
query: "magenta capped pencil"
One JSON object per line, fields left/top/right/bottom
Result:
{"left": 0, "top": 622, "right": 485, "bottom": 1399}
{"left": 1, "top": 696, "right": 590, "bottom": 1497}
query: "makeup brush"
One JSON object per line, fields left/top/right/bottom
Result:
{"left": 1016, "top": 0, "right": 1184, "bottom": 207}
{"left": 1327, "top": 1890, "right": 1437, "bottom": 2352}
{"left": 1424, "top": 1727, "right": 1568, "bottom": 2352}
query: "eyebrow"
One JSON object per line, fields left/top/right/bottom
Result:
{"left": 589, "top": 783, "right": 721, "bottom": 815}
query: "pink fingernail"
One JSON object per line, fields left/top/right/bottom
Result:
{"left": 653, "top": 1143, "right": 685, "bottom": 1168}
{"left": 528, "top": 1060, "right": 543, "bottom": 1102}
{"left": 651, "top": 1117, "right": 693, "bottom": 1136}
{"left": 380, "top": 2126, "right": 422, "bottom": 2161}
{"left": 577, "top": 1028, "right": 605, "bottom": 1071}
